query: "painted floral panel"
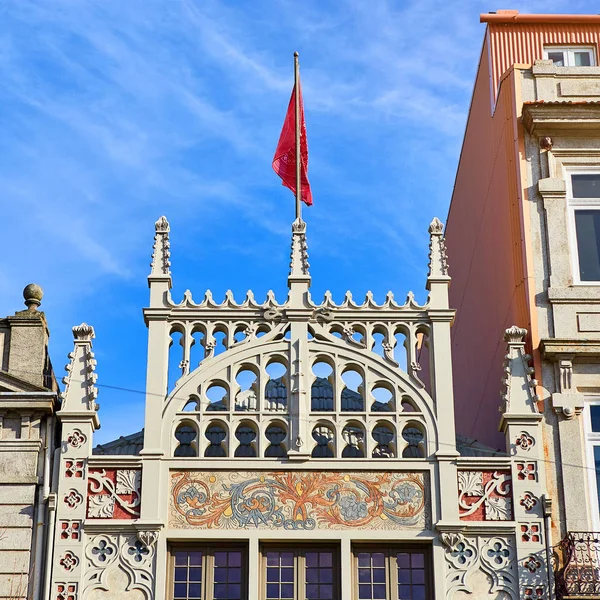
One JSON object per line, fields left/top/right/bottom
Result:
{"left": 457, "top": 470, "right": 512, "bottom": 521}
{"left": 170, "top": 470, "right": 429, "bottom": 530}
{"left": 87, "top": 468, "right": 141, "bottom": 520}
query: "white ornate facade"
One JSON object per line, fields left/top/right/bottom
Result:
{"left": 30, "top": 215, "right": 552, "bottom": 599}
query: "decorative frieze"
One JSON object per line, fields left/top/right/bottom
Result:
{"left": 170, "top": 470, "right": 430, "bottom": 530}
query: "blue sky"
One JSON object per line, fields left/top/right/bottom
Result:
{"left": 0, "top": 0, "right": 595, "bottom": 445}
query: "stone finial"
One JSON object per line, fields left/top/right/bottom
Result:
{"left": 155, "top": 215, "right": 170, "bottom": 233}
{"left": 150, "top": 215, "right": 171, "bottom": 276}
{"left": 72, "top": 323, "right": 95, "bottom": 342}
{"left": 23, "top": 283, "right": 43, "bottom": 310}
{"left": 500, "top": 325, "right": 538, "bottom": 415}
{"left": 504, "top": 325, "right": 527, "bottom": 344}
{"left": 428, "top": 217, "right": 444, "bottom": 234}
{"left": 427, "top": 217, "right": 449, "bottom": 278}
{"left": 289, "top": 218, "right": 310, "bottom": 278}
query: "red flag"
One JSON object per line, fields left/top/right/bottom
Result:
{"left": 272, "top": 82, "right": 313, "bottom": 206}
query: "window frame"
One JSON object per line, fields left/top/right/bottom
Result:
{"left": 352, "top": 544, "right": 432, "bottom": 600}
{"left": 169, "top": 543, "right": 249, "bottom": 600}
{"left": 565, "top": 168, "right": 600, "bottom": 285}
{"left": 543, "top": 45, "right": 596, "bottom": 67}
{"left": 259, "top": 543, "right": 340, "bottom": 600}
{"left": 584, "top": 398, "right": 600, "bottom": 531}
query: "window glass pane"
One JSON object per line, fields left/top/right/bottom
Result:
{"left": 173, "top": 550, "right": 203, "bottom": 600}
{"left": 594, "top": 446, "right": 600, "bottom": 516}
{"left": 213, "top": 551, "right": 243, "bottom": 600}
{"left": 396, "top": 551, "right": 427, "bottom": 600}
{"left": 575, "top": 51, "right": 592, "bottom": 66}
{"left": 572, "top": 174, "right": 600, "bottom": 198}
{"left": 265, "top": 551, "right": 295, "bottom": 600}
{"left": 591, "top": 406, "right": 600, "bottom": 432}
{"left": 305, "top": 551, "right": 335, "bottom": 600}
{"left": 547, "top": 51, "right": 565, "bottom": 66}
{"left": 575, "top": 210, "right": 600, "bottom": 281}
{"left": 356, "top": 552, "right": 387, "bottom": 600}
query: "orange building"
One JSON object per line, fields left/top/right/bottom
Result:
{"left": 447, "top": 9, "right": 600, "bottom": 597}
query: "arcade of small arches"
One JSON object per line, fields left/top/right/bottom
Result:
{"left": 165, "top": 318, "right": 431, "bottom": 387}
{"left": 164, "top": 320, "right": 432, "bottom": 461}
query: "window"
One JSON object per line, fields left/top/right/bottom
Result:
{"left": 544, "top": 46, "right": 596, "bottom": 67}
{"left": 568, "top": 172, "right": 600, "bottom": 283}
{"left": 261, "top": 545, "right": 339, "bottom": 600}
{"left": 354, "top": 546, "right": 430, "bottom": 600}
{"left": 585, "top": 399, "right": 600, "bottom": 525}
{"left": 171, "top": 546, "right": 247, "bottom": 600}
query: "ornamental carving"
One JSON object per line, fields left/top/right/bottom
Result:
{"left": 60, "top": 520, "right": 81, "bottom": 541}
{"left": 87, "top": 469, "right": 141, "bottom": 519}
{"left": 458, "top": 471, "right": 512, "bottom": 521}
{"left": 83, "top": 534, "right": 154, "bottom": 598}
{"left": 67, "top": 430, "right": 86, "bottom": 449}
{"left": 170, "top": 470, "right": 430, "bottom": 530}
{"left": 137, "top": 530, "right": 160, "bottom": 549}
{"left": 515, "top": 432, "right": 535, "bottom": 451}
{"left": 517, "top": 462, "right": 537, "bottom": 481}
{"left": 56, "top": 583, "right": 78, "bottom": 600}
{"left": 65, "top": 460, "right": 85, "bottom": 478}
{"left": 64, "top": 490, "right": 84, "bottom": 510}
{"left": 520, "top": 492, "right": 538, "bottom": 512}
{"left": 87, "top": 495, "right": 115, "bottom": 519}
{"left": 524, "top": 555, "right": 542, "bottom": 573}
{"left": 521, "top": 523, "right": 542, "bottom": 544}
{"left": 59, "top": 551, "right": 79, "bottom": 572}
{"left": 444, "top": 535, "right": 517, "bottom": 598}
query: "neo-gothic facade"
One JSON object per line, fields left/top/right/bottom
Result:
{"left": 0, "top": 213, "right": 555, "bottom": 599}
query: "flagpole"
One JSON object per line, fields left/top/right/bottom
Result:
{"left": 294, "top": 51, "right": 302, "bottom": 222}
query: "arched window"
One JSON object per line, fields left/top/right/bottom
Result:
{"left": 311, "top": 424, "right": 335, "bottom": 458}
{"left": 174, "top": 422, "right": 197, "bottom": 457}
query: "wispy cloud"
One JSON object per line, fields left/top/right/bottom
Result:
{"left": 0, "top": 0, "right": 597, "bottom": 443}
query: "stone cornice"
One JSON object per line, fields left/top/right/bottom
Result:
{"left": 547, "top": 286, "right": 600, "bottom": 304}
{"left": 435, "top": 521, "right": 517, "bottom": 535}
{"left": 541, "top": 338, "right": 600, "bottom": 358}
{"left": 87, "top": 456, "right": 143, "bottom": 468}
{"left": 522, "top": 103, "right": 600, "bottom": 134}
{"left": 0, "top": 439, "right": 42, "bottom": 452}
{"left": 455, "top": 457, "right": 511, "bottom": 470}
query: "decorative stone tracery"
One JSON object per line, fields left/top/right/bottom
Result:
{"left": 442, "top": 533, "right": 518, "bottom": 598}
{"left": 83, "top": 533, "right": 155, "bottom": 599}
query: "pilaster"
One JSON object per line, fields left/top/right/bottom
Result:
{"left": 538, "top": 177, "right": 570, "bottom": 290}
{"left": 499, "top": 327, "right": 550, "bottom": 599}
{"left": 52, "top": 324, "right": 100, "bottom": 600}
{"left": 286, "top": 218, "right": 312, "bottom": 459}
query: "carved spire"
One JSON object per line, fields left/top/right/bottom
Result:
{"left": 288, "top": 218, "right": 311, "bottom": 306}
{"left": 426, "top": 217, "right": 450, "bottom": 308}
{"left": 427, "top": 217, "right": 449, "bottom": 279}
{"left": 500, "top": 326, "right": 539, "bottom": 415}
{"left": 289, "top": 218, "right": 310, "bottom": 278}
{"left": 150, "top": 216, "right": 171, "bottom": 277}
{"left": 60, "top": 323, "right": 100, "bottom": 428}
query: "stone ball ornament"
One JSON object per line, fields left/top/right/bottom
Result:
{"left": 23, "top": 283, "right": 43, "bottom": 309}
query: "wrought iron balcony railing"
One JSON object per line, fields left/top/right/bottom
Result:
{"left": 556, "top": 532, "right": 600, "bottom": 599}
